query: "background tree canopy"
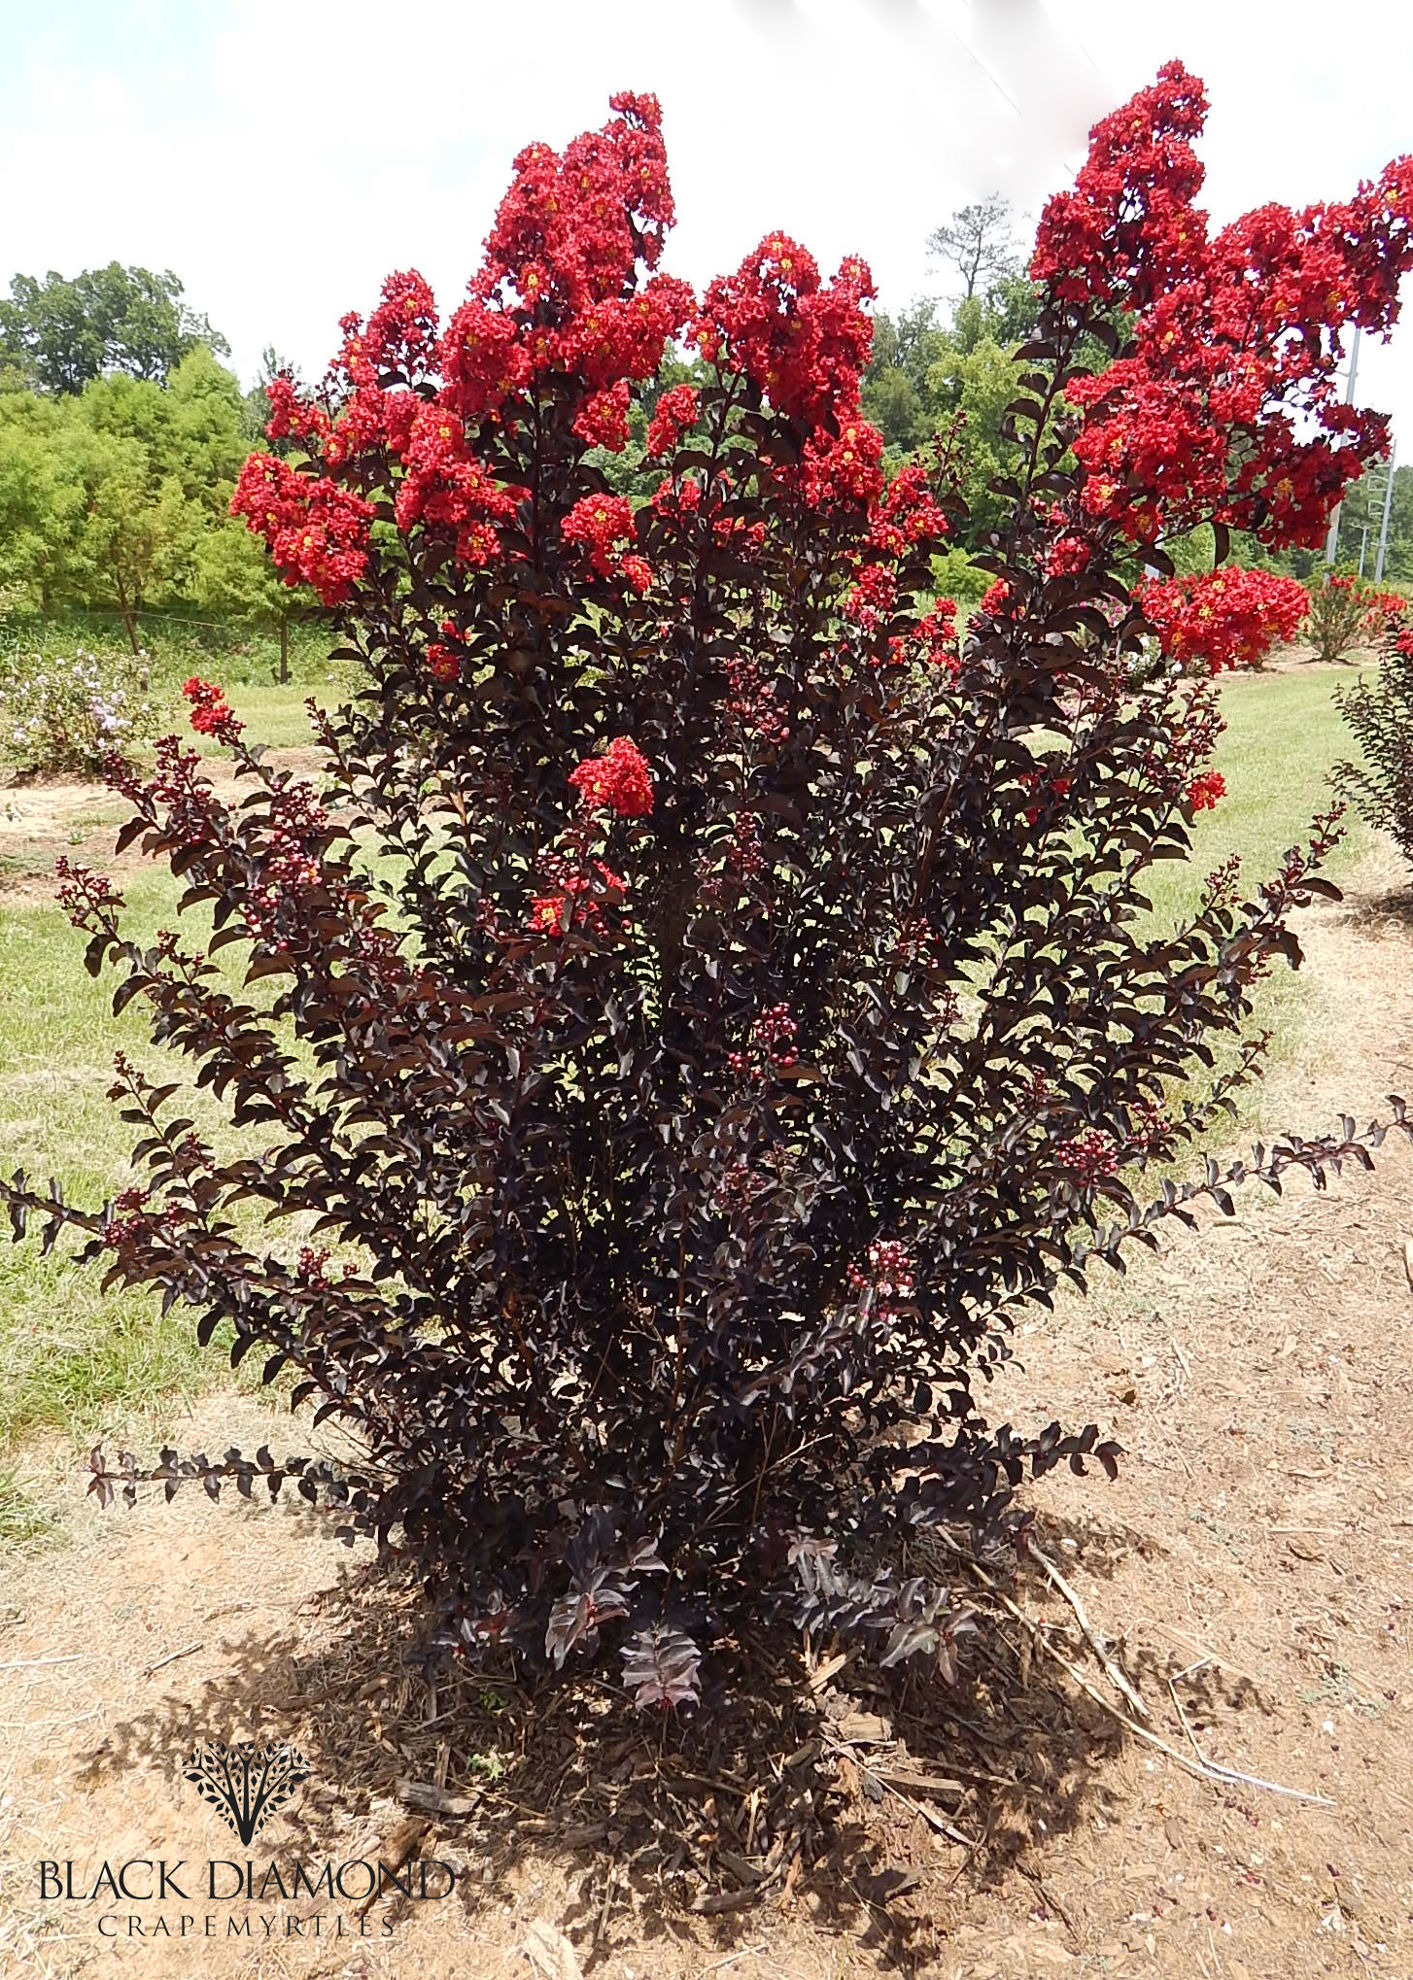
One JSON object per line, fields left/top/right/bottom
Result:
{"left": 0, "top": 213, "right": 1406, "bottom": 668}
{"left": 0, "top": 263, "right": 229, "bottom": 394}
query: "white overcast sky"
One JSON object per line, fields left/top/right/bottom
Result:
{"left": 3, "top": 0, "right": 1412, "bottom": 458}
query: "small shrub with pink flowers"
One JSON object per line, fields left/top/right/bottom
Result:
{"left": 0, "top": 639, "right": 162, "bottom": 776}
{"left": 7, "top": 74, "right": 1413, "bottom": 1704}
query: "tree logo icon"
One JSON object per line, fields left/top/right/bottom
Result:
{"left": 183, "top": 1739, "right": 310, "bottom": 1846}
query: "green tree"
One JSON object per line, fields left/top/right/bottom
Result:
{"left": 862, "top": 301, "right": 947, "bottom": 452}
{"left": 923, "top": 330, "right": 1028, "bottom": 535}
{"left": 194, "top": 518, "right": 303, "bottom": 680}
{"left": 0, "top": 350, "right": 251, "bottom": 647}
{"left": 862, "top": 276, "right": 1040, "bottom": 489}
{"left": 164, "top": 346, "right": 251, "bottom": 509}
{"left": 0, "top": 392, "right": 84, "bottom": 609}
{"left": 927, "top": 193, "right": 1021, "bottom": 301}
{"left": 0, "top": 264, "right": 228, "bottom": 394}
{"left": 64, "top": 425, "right": 188, "bottom": 652}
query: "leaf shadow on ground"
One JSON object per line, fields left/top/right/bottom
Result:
{"left": 69, "top": 1512, "right": 1250, "bottom": 1974}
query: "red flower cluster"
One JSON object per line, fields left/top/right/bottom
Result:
{"left": 693, "top": 236, "right": 874, "bottom": 434}
{"left": 569, "top": 737, "right": 654, "bottom": 818}
{"left": 646, "top": 383, "right": 699, "bottom": 457}
{"left": 438, "top": 302, "right": 531, "bottom": 422}
{"left": 1139, "top": 567, "right": 1309, "bottom": 673}
{"left": 1030, "top": 63, "right": 1209, "bottom": 315}
{"left": 1046, "top": 535, "right": 1091, "bottom": 578}
{"left": 843, "top": 562, "right": 898, "bottom": 635}
{"left": 468, "top": 92, "right": 694, "bottom": 394}
{"left": 181, "top": 676, "right": 242, "bottom": 743}
{"left": 529, "top": 859, "right": 629, "bottom": 938}
{"left": 1186, "top": 771, "right": 1226, "bottom": 812}
{"left": 867, "top": 464, "right": 948, "bottom": 560}
{"left": 899, "top": 597, "right": 960, "bottom": 673}
{"left": 479, "top": 94, "right": 674, "bottom": 308}
{"left": 1036, "top": 61, "right": 1413, "bottom": 546}
{"left": 230, "top": 453, "right": 374, "bottom": 605}
{"left": 395, "top": 402, "right": 523, "bottom": 565}
{"left": 573, "top": 381, "right": 632, "bottom": 452}
{"left": 561, "top": 493, "right": 638, "bottom": 580}
{"left": 426, "top": 644, "right": 460, "bottom": 684}
{"left": 233, "top": 96, "right": 694, "bottom": 591}
{"left": 1023, "top": 768, "right": 1072, "bottom": 827}
{"left": 801, "top": 414, "right": 886, "bottom": 511}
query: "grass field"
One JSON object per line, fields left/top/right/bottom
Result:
{"left": 0, "top": 663, "right": 1375, "bottom": 1503}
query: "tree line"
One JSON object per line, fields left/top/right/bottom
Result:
{"left": 1, "top": 233, "right": 1406, "bottom": 668}
{"left": 0, "top": 263, "right": 298, "bottom": 667}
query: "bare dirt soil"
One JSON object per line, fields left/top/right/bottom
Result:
{"left": 0, "top": 750, "right": 327, "bottom": 897}
{"left": 1, "top": 841, "right": 1412, "bottom": 1980}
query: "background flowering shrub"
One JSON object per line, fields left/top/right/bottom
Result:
{"left": 1138, "top": 567, "right": 1309, "bottom": 673}
{"left": 1334, "top": 618, "right": 1413, "bottom": 867}
{"left": 1304, "top": 570, "right": 1406, "bottom": 665}
{"left": 0, "top": 638, "right": 162, "bottom": 774}
{"left": 6, "top": 75, "right": 1413, "bottom": 1702}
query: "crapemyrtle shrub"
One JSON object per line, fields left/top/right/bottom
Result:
{"left": 1333, "top": 617, "right": 1413, "bottom": 869}
{"left": 1305, "top": 570, "right": 1405, "bottom": 665}
{"left": 7, "top": 73, "right": 1413, "bottom": 1702}
{"left": 1138, "top": 567, "right": 1309, "bottom": 675}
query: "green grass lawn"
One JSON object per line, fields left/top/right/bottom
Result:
{"left": 1158, "top": 665, "right": 1370, "bottom": 903}
{"left": 0, "top": 664, "right": 1374, "bottom": 1511}
{"left": 1143, "top": 665, "right": 1372, "bottom": 1063}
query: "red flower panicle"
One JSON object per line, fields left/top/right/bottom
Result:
{"left": 646, "top": 383, "right": 699, "bottom": 456}
{"left": 693, "top": 235, "right": 874, "bottom": 433}
{"left": 1187, "top": 771, "right": 1227, "bottom": 812}
{"left": 181, "top": 677, "right": 242, "bottom": 743}
{"left": 569, "top": 738, "right": 654, "bottom": 819}
{"left": 573, "top": 381, "right": 633, "bottom": 452}
{"left": 230, "top": 453, "right": 374, "bottom": 605}
{"left": 561, "top": 493, "right": 637, "bottom": 578}
{"left": 1035, "top": 60, "right": 1413, "bottom": 546}
{"left": 529, "top": 861, "right": 629, "bottom": 938}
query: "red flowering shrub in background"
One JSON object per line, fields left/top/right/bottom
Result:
{"left": 1304, "top": 570, "right": 1406, "bottom": 665}
{"left": 7, "top": 80, "right": 1412, "bottom": 1707}
{"left": 1138, "top": 567, "right": 1309, "bottom": 673}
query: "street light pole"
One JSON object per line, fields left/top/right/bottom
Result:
{"left": 1323, "top": 325, "right": 1362, "bottom": 565}
{"left": 1374, "top": 441, "right": 1397, "bottom": 584}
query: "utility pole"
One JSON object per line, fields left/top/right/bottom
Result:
{"left": 1374, "top": 440, "right": 1397, "bottom": 583}
{"left": 1324, "top": 325, "right": 1362, "bottom": 565}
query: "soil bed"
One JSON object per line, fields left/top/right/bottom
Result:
{"left": 1, "top": 841, "right": 1411, "bottom": 1979}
